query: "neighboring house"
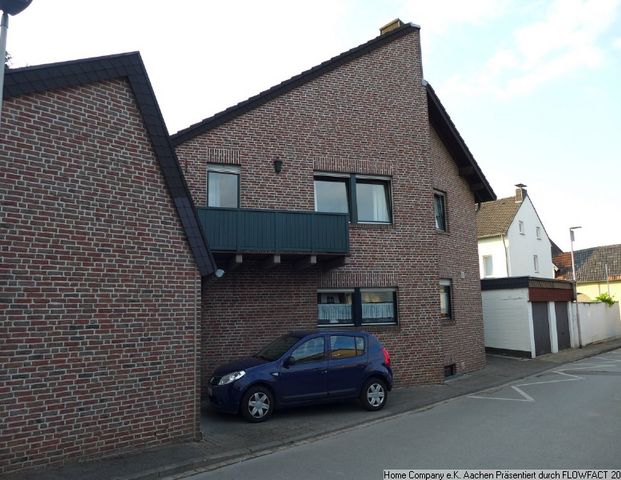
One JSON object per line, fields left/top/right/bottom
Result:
{"left": 554, "top": 244, "right": 621, "bottom": 302}
{"left": 476, "top": 184, "right": 554, "bottom": 279}
{"left": 1, "top": 54, "right": 216, "bottom": 475}
{"left": 476, "top": 185, "right": 576, "bottom": 357}
{"left": 173, "top": 19, "right": 495, "bottom": 388}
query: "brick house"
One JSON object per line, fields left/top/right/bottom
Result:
{"left": 172, "top": 20, "right": 496, "bottom": 387}
{"left": 1, "top": 53, "right": 216, "bottom": 474}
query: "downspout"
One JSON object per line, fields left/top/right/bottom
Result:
{"left": 194, "top": 276, "right": 200, "bottom": 440}
{"left": 501, "top": 234, "right": 510, "bottom": 277}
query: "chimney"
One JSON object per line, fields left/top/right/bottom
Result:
{"left": 515, "top": 183, "right": 527, "bottom": 203}
{"left": 380, "top": 19, "right": 403, "bottom": 35}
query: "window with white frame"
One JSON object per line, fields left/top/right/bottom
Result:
{"left": 439, "top": 279, "right": 452, "bottom": 320}
{"left": 534, "top": 255, "right": 539, "bottom": 273}
{"left": 314, "top": 173, "right": 392, "bottom": 224}
{"left": 518, "top": 220, "right": 525, "bottom": 235}
{"left": 207, "top": 165, "right": 239, "bottom": 208}
{"left": 536, "top": 226, "right": 541, "bottom": 239}
{"left": 483, "top": 255, "right": 494, "bottom": 277}
{"left": 317, "top": 288, "right": 397, "bottom": 326}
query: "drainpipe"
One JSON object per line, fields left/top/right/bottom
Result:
{"left": 194, "top": 277, "right": 201, "bottom": 440}
{"left": 501, "top": 234, "right": 510, "bottom": 277}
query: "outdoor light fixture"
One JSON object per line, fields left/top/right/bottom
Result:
{"left": 0, "top": 0, "right": 33, "bottom": 122}
{"left": 273, "top": 159, "right": 283, "bottom": 174}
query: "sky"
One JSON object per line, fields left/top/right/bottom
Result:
{"left": 6, "top": 0, "right": 621, "bottom": 252}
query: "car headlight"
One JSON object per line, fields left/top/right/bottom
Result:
{"left": 218, "top": 370, "right": 246, "bottom": 385}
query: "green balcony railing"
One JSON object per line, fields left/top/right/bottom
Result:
{"left": 197, "top": 207, "right": 349, "bottom": 254}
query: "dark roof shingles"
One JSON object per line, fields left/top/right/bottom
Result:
{"left": 554, "top": 244, "right": 621, "bottom": 282}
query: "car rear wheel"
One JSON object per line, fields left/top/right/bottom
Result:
{"left": 361, "top": 378, "right": 387, "bottom": 411}
{"left": 241, "top": 386, "right": 274, "bottom": 422}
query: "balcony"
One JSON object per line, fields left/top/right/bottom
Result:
{"left": 197, "top": 207, "right": 349, "bottom": 269}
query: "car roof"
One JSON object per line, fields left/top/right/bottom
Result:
{"left": 289, "top": 330, "right": 369, "bottom": 337}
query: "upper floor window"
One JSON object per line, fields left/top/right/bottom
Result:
{"left": 356, "top": 178, "right": 391, "bottom": 223}
{"left": 434, "top": 191, "right": 447, "bottom": 232}
{"left": 314, "top": 173, "right": 392, "bottom": 224}
{"left": 314, "top": 176, "right": 350, "bottom": 214}
{"left": 518, "top": 220, "right": 525, "bottom": 235}
{"left": 207, "top": 165, "right": 239, "bottom": 208}
{"left": 536, "top": 226, "right": 541, "bottom": 239}
{"left": 483, "top": 255, "right": 494, "bottom": 278}
{"left": 534, "top": 255, "right": 540, "bottom": 273}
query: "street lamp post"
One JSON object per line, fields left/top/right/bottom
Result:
{"left": 0, "top": 0, "right": 32, "bottom": 123}
{"left": 569, "top": 226, "right": 582, "bottom": 347}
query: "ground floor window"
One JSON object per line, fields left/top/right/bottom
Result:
{"left": 439, "top": 279, "right": 452, "bottom": 320}
{"left": 318, "top": 288, "right": 397, "bottom": 326}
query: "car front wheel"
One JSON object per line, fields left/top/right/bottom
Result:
{"left": 361, "top": 378, "right": 387, "bottom": 411}
{"left": 241, "top": 386, "right": 274, "bottom": 422}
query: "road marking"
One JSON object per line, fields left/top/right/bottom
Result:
{"left": 467, "top": 362, "right": 616, "bottom": 402}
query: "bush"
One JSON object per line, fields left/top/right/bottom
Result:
{"left": 594, "top": 292, "right": 616, "bottom": 307}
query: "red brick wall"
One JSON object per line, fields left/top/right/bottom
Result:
{"left": 0, "top": 79, "right": 201, "bottom": 474}
{"left": 431, "top": 127, "right": 486, "bottom": 374}
{"left": 178, "top": 30, "right": 481, "bottom": 387}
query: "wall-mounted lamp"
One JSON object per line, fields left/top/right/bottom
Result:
{"left": 273, "top": 159, "right": 283, "bottom": 174}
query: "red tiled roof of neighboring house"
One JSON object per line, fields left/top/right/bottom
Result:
{"left": 476, "top": 195, "right": 521, "bottom": 239}
{"left": 554, "top": 244, "right": 621, "bottom": 282}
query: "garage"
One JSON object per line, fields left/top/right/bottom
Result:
{"left": 481, "top": 277, "right": 576, "bottom": 358}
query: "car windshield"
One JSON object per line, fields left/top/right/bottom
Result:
{"left": 256, "top": 334, "right": 301, "bottom": 361}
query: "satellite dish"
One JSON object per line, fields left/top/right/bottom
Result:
{"left": 0, "top": 0, "right": 32, "bottom": 16}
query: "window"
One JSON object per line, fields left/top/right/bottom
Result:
{"left": 314, "top": 173, "right": 392, "bottom": 224}
{"left": 317, "top": 290, "right": 354, "bottom": 326}
{"left": 314, "top": 176, "right": 350, "bottom": 214}
{"left": 317, "top": 288, "right": 397, "bottom": 326}
{"left": 434, "top": 191, "right": 447, "bottom": 231}
{"left": 361, "top": 289, "right": 396, "bottom": 325}
{"left": 290, "top": 337, "right": 325, "bottom": 364}
{"left": 536, "top": 226, "right": 541, "bottom": 239}
{"left": 207, "top": 165, "right": 239, "bottom": 208}
{"left": 356, "top": 179, "right": 391, "bottom": 223}
{"left": 534, "top": 255, "right": 539, "bottom": 273}
{"left": 483, "top": 255, "right": 494, "bottom": 278}
{"left": 518, "top": 220, "right": 525, "bottom": 235}
{"left": 439, "top": 279, "right": 452, "bottom": 320}
{"left": 329, "top": 335, "right": 365, "bottom": 359}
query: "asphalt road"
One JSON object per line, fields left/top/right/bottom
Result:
{"left": 182, "top": 349, "right": 621, "bottom": 479}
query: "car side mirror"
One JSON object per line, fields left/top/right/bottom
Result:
{"left": 284, "top": 356, "right": 296, "bottom": 368}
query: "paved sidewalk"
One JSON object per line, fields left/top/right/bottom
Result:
{"left": 8, "top": 337, "right": 621, "bottom": 480}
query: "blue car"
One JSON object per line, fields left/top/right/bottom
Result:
{"left": 208, "top": 331, "right": 393, "bottom": 422}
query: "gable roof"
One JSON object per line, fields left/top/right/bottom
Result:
{"left": 3, "top": 52, "right": 217, "bottom": 277}
{"left": 476, "top": 195, "right": 522, "bottom": 238}
{"left": 554, "top": 244, "right": 621, "bottom": 282}
{"left": 170, "top": 23, "right": 495, "bottom": 203}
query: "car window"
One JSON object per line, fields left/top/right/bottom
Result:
{"left": 256, "top": 334, "right": 301, "bottom": 361}
{"left": 330, "top": 335, "right": 363, "bottom": 359}
{"left": 290, "top": 337, "right": 325, "bottom": 364}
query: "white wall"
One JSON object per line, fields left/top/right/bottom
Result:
{"left": 478, "top": 237, "right": 508, "bottom": 278}
{"left": 482, "top": 289, "right": 531, "bottom": 352}
{"left": 506, "top": 196, "right": 554, "bottom": 278}
{"left": 577, "top": 302, "right": 621, "bottom": 346}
